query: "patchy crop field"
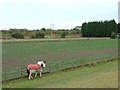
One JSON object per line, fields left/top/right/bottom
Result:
{"left": 1, "top": 39, "right": 118, "bottom": 82}
{"left": 2, "top": 39, "right": 118, "bottom": 70}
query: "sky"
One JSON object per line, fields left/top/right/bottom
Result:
{"left": 0, "top": 0, "right": 119, "bottom": 30}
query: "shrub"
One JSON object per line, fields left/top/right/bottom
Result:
{"left": 60, "top": 32, "right": 67, "bottom": 38}
{"left": 111, "top": 32, "right": 116, "bottom": 39}
{"left": 31, "top": 33, "right": 45, "bottom": 38}
{"left": 31, "top": 33, "right": 36, "bottom": 38}
{"left": 11, "top": 33, "right": 24, "bottom": 39}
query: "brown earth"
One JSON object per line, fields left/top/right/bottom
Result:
{"left": 2, "top": 48, "right": 118, "bottom": 70}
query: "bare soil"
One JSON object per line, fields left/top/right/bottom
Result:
{"left": 2, "top": 48, "right": 118, "bottom": 70}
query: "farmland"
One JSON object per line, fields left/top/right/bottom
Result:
{"left": 2, "top": 39, "right": 118, "bottom": 69}
{"left": 2, "top": 39, "right": 118, "bottom": 81}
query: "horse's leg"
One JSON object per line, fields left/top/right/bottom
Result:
{"left": 40, "top": 72, "right": 42, "bottom": 77}
{"left": 30, "top": 70, "right": 35, "bottom": 78}
{"left": 35, "top": 72, "right": 37, "bottom": 77}
{"left": 28, "top": 71, "right": 32, "bottom": 79}
{"left": 40, "top": 69, "right": 42, "bottom": 77}
{"left": 30, "top": 75, "right": 33, "bottom": 78}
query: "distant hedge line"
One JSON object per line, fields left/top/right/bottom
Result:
{"left": 81, "top": 19, "right": 117, "bottom": 37}
{"left": 2, "top": 19, "right": 120, "bottom": 39}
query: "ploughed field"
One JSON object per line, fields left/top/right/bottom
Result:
{"left": 2, "top": 39, "right": 118, "bottom": 71}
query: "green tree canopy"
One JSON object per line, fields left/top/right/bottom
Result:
{"left": 81, "top": 19, "right": 117, "bottom": 37}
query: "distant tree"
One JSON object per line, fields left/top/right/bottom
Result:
{"left": 9, "top": 28, "right": 28, "bottom": 32}
{"left": 58, "top": 29, "right": 66, "bottom": 31}
{"left": 41, "top": 28, "right": 46, "bottom": 31}
{"left": 36, "top": 29, "right": 40, "bottom": 31}
{"left": 60, "top": 32, "right": 67, "bottom": 38}
{"left": 81, "top": 19, "right": 117, "bottom": 37}
{"left": 117, "top": 23, "right": 120, "bottom": 33}
{"left": 73, "top": 26, "right": 81, "bottom": 31}
{"left": 46, "top": 28, "right": 52, "bottom": 31}
{"left": 9, "top": 28, "right": 18, "bottom": 32}
{"left": 111, "top": 32, "right": 116, "bottom": 39}
{"left": 11, "top": 33, "right": 24, "bottom": 39}
{"left": 31, "top": 33, "right": 45, "bottom": 38}
{"left": 81, "top": 22, "right": 87, "bottom": 37}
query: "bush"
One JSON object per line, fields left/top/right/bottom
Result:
{"left": 60, "top": 32, "right": 67, "bottom": 38}
{"left": 11, "top": 33, "right": 24, "bottom": 39}
{"left": 31, "top": 33, "right": 45, "bottom": 38}
{"left": 111, "top": 32, "right": 116, "bottom": 39}
{"left": 31, "top": 33, "right": 36, "bottom": 38}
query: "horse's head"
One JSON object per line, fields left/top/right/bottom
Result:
{"left": 37, "top": 61, "right": 46, "bottom": 67}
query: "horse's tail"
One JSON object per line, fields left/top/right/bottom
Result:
{"left": 27, "top": 69, "right": 30, "bottom": 77}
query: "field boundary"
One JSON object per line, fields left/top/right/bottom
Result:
{"left": 1, "top": 57, "right": 119, "bottom": 83}
{"left": 1, "top": 37, "right": 110, "bottom": 43}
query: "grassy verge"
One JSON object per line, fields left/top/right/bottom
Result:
{"left": 2, "top": 60, "right": 118, "bottom": 88}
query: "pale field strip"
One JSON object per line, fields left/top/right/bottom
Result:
{"left": 1, "top": 38, "right": 110, "bottom": 43}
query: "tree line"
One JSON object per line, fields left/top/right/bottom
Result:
{"left": 2, "top": 28, "right": 81, "bottom": 39}
{"left": 118, "top": 23, "right": 120, "bottom": 33}
{"left": 1, "top": 19, "right": 119, "bottom": 39}
{"left": 81, "top": 19, "right": 117, "bottom": 37}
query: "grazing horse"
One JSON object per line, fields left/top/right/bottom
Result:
{"left": 27, "top": 61, "right": 46, "bottom": 80}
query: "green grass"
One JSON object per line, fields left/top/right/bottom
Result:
{"left": 2, "top": 39, "right": 118, "bottom": 81}
{"left": 3, "top": 39, "right": 118, "bottom": 60}
{"left": 2, "top": 60, "right": 118, "bottom": 88}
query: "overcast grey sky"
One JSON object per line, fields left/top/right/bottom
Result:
{"left": 0, "top": 0, "right": 119, "bottom": 30}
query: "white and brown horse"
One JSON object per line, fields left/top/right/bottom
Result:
{"left": 27, "top": 61, "right": 46, "bottom": 80}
